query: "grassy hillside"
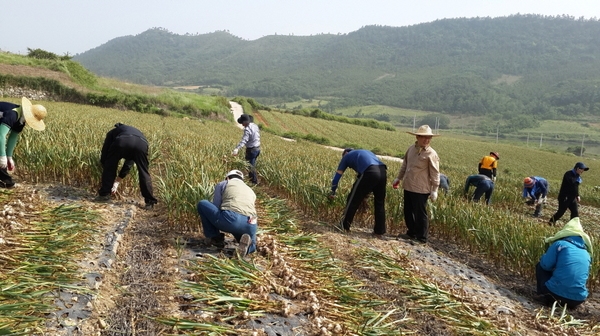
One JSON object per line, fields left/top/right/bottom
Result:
{"left": 0, "top": 51, "right": 231, "bottom": 119}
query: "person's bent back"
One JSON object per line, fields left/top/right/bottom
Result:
{"left": 536, "top": 217, "right": 592, "bottom": 308}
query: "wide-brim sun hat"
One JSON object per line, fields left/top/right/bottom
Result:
{"left": 490, "top": 152, "right": 500, "bottom": 159}
{"left": 407, "top": 125, "right": 440, "bottom": 137}
{"left": 21, "top": 97, "right": 47, "bottom": 131}
{"left": 226, "top": 169, "right": 244, "bottom": 179}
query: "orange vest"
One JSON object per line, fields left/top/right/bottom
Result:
{"left": 479, "top": 155, "right": 497, "bottom": 170}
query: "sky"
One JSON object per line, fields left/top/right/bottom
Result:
{"left": 2, "top": 0, "right": 599, "bottom": 56}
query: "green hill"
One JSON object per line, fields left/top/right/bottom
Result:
{"left": 74, "top": 15, "right": 600, "bottom": 123}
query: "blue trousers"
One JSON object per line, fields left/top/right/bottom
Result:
{"left": 197, "top": 200, "right": 257, "bottom": 253}
{"left": 473, "top": 180, "right": 494, "bottom": 205}
{"left": 245, "top": 147, "right": 261, "bottom": 184}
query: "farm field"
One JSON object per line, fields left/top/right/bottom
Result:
{"left": 1, "top": 100, "right": 600, "bottom": 334}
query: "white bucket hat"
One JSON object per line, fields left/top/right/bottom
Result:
{"left": 21, "top": 97, "right": 47, "bottom": 131}
{"left": 407, "top": 125, "right": 439, "bottom": 137}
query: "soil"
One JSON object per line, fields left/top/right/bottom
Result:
{"left": 6, "top": 178, "right": 598, "bottom": 335}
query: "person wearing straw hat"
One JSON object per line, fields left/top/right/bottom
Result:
{"left": 96, "top": 123, "right": 158, "bottom": 209}
{"left": 232, "top": 114, "right": 261, "bottom": 185}
{"left": 478, "top": 151, "right": 499, "bottom": 181}
{"left": 536, "top": 217, "right": 592, "bottom": 309}
{"left": 0, "top": 97, "right": 47, "bottom": 188}
{"left": 548, "top": 162, "right": 589, "bottom": 225}
{"left": 393, "top": 125, "right": 440, "bottom": 244}
{"left": 523, "top": 176, "right": 549, "bottom": 217}
{"left": 197, "top": 170, "right": 257, "bottom": 257}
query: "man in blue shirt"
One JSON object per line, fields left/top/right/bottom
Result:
{"left": 329, "top": 149, "right": 387, "bottom": 237}
{"left": 523, "top": 176, "right": 549, "bottom": 217}
{"left": 463, "top": 174, "right": 494, "bottom": 205}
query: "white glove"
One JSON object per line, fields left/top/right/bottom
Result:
{"left": 542, "top": 196, "right": 547, "bottom": 204}
{"left": 111, "top": 181, "right": 120, "bottom": 194}
{"left": 7, "top": 157, "right": 14, "bottom": 172}
{"left": 492, "top": 176, "right": 496, "bottom": 182}
{"left": 392, "top": 178, "right": 400, "bottom": 189}
{"left": 430, "top": 191, "right": 438, "bottom": 202}
{"left": 0, "top": 156, "right": 6, "bottom": 170}
{"left": 232, "top": 148, "right": 239, "bottom": 156}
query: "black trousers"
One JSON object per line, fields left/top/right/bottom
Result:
{"left": 549, "top": 197, "right": 578, "bottom": 223}
{"left": 341, "top": 165, "right": 387, "bottom": 234}
{"left": 403, "top": 190, "right": 430, "bottom": 241}
{"left": 0, "top": 168, "right": 14, "bottom": 188}
{"left": 99, "top": 136, "right": 157, "bottom": 205}
{"left": 536, "top": 263, "right": 584, "bottom": 309}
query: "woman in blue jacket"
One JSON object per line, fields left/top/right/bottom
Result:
{"left": 536, "top": 217, "right": 592, "bottom": 309}
{"left": 523, "top": 176, "right": 549, "bottom": 217}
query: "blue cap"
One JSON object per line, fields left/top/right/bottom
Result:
{"left": 574, "top": 162, "right": 589, "bottom": 171}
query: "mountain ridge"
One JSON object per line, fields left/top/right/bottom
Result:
{"left": 74, "top": 14, "right": 600, "bottom": 123}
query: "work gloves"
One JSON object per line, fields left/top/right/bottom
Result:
{"left": 392, "top": 178, "right": 400, "bottom": 189}
{"left": 0, "top": 156, "right": 13, "bottom": 172}
{"left": 430, "top": 191, "right": 438, "bottom": 202}
{"left": 111, "top": 181, "right": 120, "bottom": 195}
{"left": 232, "top": 148, "right": 239, "bottom": 156}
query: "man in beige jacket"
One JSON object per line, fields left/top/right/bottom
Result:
{"left": 393, "top": 125, "right": 440, "bottom": 244}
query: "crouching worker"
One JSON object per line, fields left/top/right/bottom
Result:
{"left": 463, "top": 174, "right": 494, "bottom": 205}
{"left": 197, "top": 170, "right": 257, "bottom": 257}
{"left": 523, "top": 176, "right": 549, "bottom": 217}
{"left": 536, "top": 217, "right": 592, "bottom": 309}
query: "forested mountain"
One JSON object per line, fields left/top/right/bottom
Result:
{"left": 74, "top": 15, "right": 600, "bottom": 122}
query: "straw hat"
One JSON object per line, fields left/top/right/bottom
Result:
{"left": 407, "top": 125, "right": 440, "bottom": 137}
{"left": 21, "top": 97, "right": 47, "bottom": 131}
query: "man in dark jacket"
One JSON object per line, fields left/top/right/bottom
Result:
{"left": 329, "top": 148, "right": 387, "bottom": 237}
{"left": 549, "top": 162, "right": 588, "bottom": 225}
{"left": 97, "top": 123, "right": 158, "bottom": 209}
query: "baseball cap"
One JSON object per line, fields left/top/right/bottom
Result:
{"left": 226, "top": 170, "right": 244, "bottom": 179}
{"left": 574, "top": 162, "right": 589, "bottom": 171}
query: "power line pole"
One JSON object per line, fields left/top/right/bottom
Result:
{"left": 539, "top": 133, "right": 543, "bottom": 148}
{"left": 581, "top": 134, "right": 585, "bottom": 157}
{"left": 496, "top": 125, "right": 499, "bottom": 144}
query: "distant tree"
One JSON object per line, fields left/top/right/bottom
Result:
{"left": 27, "top": 48, "right": 59, "bottom": 60}
{"left": 566, "top": 146, "right": 585, "bottom": 156}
